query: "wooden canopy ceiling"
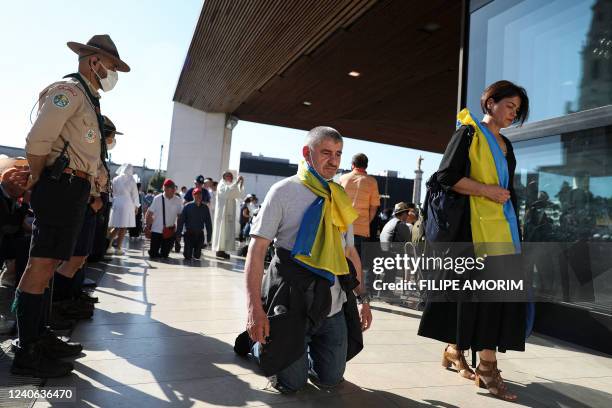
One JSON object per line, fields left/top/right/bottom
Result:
{"left": 174, "top": 0, "right": 462, "bottom": 153}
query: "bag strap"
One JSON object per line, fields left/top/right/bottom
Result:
{"left": 422, "top": 124, "right": 474, "bottom": 223}
{"left": 162, "top": 196, "right": 166, "bottom": 228}
{"left": 463, "top": 125, "right": 475, "bottom": 178}
{"left": 63, "top": 72, "right": 111, "bottom": 191}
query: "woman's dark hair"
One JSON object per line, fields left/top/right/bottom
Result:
{"left": 480, "top": 80, "right": 529, "bottom": 125}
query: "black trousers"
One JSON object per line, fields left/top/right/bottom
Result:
{"left": 89, "top": 193, "right": 110, "bottom": 262}
{"left": 129, "top": 206, "right": 143, "bottom": 237}
{"left": 184, "top": 230, "right": 204, "bottom": 259}
{"left": 149, "top": 232, "right": 174, "bottom": 258}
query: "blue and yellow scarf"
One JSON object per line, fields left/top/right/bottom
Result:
{"left": 291, "top": 160, "right": 358, "bottom": 284}
{"left": 457, "top": 109, "right": 521, "bottom": 257}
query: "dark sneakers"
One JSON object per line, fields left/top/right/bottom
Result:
{"left": 39, "top": 330, "right": 83, "bottom": 358}
{"left": 49, "top": 316, "right": 76, "bottom": 331}
{"left": 79, "top": 291, "right": 99, "bottom": 304}
{"left": 11, "top": 331, "right": 83, "bottom": 359}
{"left": 216, "top": 251, "right": 231, "bottom": 259}
{"left": 233, "top": 331, "right": 253, "bottom": 357}
{"left": 53, "top": 299, "right": 94, "bottom": 320}
{"left": 11, "top": 342, "right": 73, "bottom": 378}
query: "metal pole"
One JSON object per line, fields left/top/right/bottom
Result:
{"left": 158, "top": 144, "right": 164, "bottom": 172}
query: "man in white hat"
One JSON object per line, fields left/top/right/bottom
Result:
{"left": 380, "top": 202, "right": 417, "bottom": 244}
{"left": 13, "top": 35, "right": 129, "bottom": 378}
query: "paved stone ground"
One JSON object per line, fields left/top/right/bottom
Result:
{"left": 22, "top": 240, "right": 612, "bottom": 407}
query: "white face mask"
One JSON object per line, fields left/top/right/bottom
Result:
{"left": 106, "top": 137, "right": 116, "bottom": 150}
{"left": 308, "top": 151, "right": 332, "bottom": 182}
{"left": 94, "top": 61, "right": 118, "bottom": 92}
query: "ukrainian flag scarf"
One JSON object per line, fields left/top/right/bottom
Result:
{"left": 291, "top": 160, "right": 359, "bottom": 284}
{"left": 457, "top": 108, "right": 521, "bottom": 257}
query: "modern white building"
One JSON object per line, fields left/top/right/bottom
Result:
{"left": 166, "top": 103, "right": 235, "bottom": 189}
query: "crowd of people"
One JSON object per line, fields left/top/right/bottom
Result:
{"left": 1, "top": 31, "right": 533, "bottom": 404}
{"left": 0, "top": 33, "right": 131, "bottom": 378}
{"left": 0, "top": 34, "right": 256, "bottom": 380}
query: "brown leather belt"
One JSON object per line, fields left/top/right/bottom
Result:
{"left": 62, "top": 167, "right": 90, "bottom": 179}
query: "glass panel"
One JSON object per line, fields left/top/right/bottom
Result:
{"left": 468, "top": 0, "right": 612, "bottom": 122}
{"left": 513, "top": 127, "right": 612, "bottom": 311}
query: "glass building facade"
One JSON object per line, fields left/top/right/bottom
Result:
{"left": 466, "top": 0, "right": 612, "bottom": 352}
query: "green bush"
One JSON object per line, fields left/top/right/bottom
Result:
{"left": 148, "top": 171, "right": 166, "bottom": 192}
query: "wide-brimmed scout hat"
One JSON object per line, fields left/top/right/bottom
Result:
{"left": 102, "top": 115, "right": 123, "bottom": 136}
{"left": 393, "top": 202, "right": 415, "bottom": 216}
{"left": 67, "top": 34, "right": 130, "bottom": 72}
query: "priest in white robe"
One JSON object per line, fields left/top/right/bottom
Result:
{"left": 212, "top": 171, "right": 244, "bottom": 259}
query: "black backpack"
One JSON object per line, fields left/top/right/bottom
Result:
{"left": 422, "top": 125, "right": 474, "bottom": 242}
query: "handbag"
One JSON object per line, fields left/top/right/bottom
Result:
{"left": 161, "top": 196, "right": 176, "bottom": 239}
{"left": 423, "top": 125, "right": 474, "bottom": 242}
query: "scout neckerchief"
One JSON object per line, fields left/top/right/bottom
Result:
{"left": 63, "top": 73, "right": 111, "bottom": 191}
{"left": 456, "top": 108, "right": 521, "bottom": 257}
{"left": 291, "top": 160, "right": 358, "bottom": 284}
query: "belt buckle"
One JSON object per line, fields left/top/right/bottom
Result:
{"left": 68, "top": 170, "right": 74, "bottom": 183}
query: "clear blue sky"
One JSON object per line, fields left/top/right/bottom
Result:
{"left": 2, "top": 0, "right": 443, "bottom": 199}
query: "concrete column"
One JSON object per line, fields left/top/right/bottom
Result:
{"left": 166, "top": 102, "right": 233, "bottom": 188}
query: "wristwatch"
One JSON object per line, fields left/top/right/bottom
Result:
{"left": 356, "top": 293, "right": 371, "bottom": 305}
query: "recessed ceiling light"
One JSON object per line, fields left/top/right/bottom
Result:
{"left": 348, "top": 71, "right": 361, "bottom": 77}
{"left": 421, "top": 22, "right": 441, "bottom": 33}
{"left": 303, "top": 101, "right": 312, "bottom": 106}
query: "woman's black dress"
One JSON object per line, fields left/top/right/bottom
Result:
{"left": 417, "top": 127, "right": 527, "bottom": 352}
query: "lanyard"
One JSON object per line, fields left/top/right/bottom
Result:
{"left": 63, "top": 72, "right": 111, "bottom": 191}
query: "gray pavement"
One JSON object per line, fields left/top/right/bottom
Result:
{"left": 29, "top": 241, "right": 612, "bottom": 407}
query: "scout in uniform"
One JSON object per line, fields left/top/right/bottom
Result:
{"left": 12, "top": 35, "right": 129, "bottom": 378}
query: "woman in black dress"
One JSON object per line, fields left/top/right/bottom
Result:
{"left": 418, "top": 80, "right": 529, "bottom": 402}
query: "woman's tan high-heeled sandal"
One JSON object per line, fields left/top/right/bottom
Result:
{"left": 441, "top": 346, "right": 475, "bottom": 380}
{"left": 474, "top": 359, "right": 517, "bottom": 402}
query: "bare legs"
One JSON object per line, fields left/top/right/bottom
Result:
{"left": 107, "top": 228, "right": 127, "bottom": 252}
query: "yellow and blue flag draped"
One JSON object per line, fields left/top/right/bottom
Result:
{"left": 457, "top": 108, "right": 521, "bottom": 257}
{"left": 291, "top": 160, "right": 359, "bottom": 284}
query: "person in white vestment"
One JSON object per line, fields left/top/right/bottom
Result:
{"left": 211, "top": 171, "right": 244, "bottom": 259}
{"left": 108, "top": 163, "right": 140, "bottom": 254}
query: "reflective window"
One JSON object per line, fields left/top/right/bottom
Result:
{"left": 468, "top": 0, "right": 612, "bottom": 122}
{"left": 513, "top": 127, "right": 612, "bottom": 310}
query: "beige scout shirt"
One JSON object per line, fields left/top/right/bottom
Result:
{"left": 26, "top": 76, "right": 102, "bottom": 179}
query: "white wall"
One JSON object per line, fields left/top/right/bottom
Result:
{"left": 166, "top": 102, "right": 231, "bottom": 188}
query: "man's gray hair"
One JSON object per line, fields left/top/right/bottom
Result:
{"left": 305, "top": 126, "right": 343, "bottom": 149}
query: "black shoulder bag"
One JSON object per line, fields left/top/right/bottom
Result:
{"left": 423, "top": 125, "right": 474, "bottom": 242}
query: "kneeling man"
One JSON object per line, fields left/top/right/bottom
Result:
{"left": 240, "top": 126, "right": 372, "bottom": 393}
